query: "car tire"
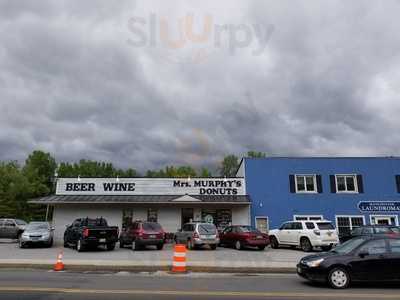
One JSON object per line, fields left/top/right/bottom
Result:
{"left": 328, "top": 267, "right": 350, "bottom": 289}
{"left": 77, "top": 239, "right": 84, "bottom": 252}
{"left": 235, "top": 240, "right": 243, "bottom": 250}
{"left": 210, "top": 244, "right": 217, "bottom": 250}
{"left": 270, "top": 236, "right": 279, "bottom": 249}
{"left": 157, "top": 243, "right": 164, "bottom": 250}
{"left": 258, "top": 245, "right": 266, "bottom": 251}
{"left": 107, "top": 243, "right": 116, "bottom": 251}
{"left": 300, "top": 237, "right": 312, "bottom": 252}
{"left": 321, "top": 245, "right": 332, "bottom": 252}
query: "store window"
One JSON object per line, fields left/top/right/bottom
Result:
{"left": 122, "top": 210, "right": 134, "bottom": 229}
{"left": 147, "top": 208, "right": 158, "bottom": 223}
{"left": 295, "top": 175, "right": 317, "bottom": 193}
{"left": 201, "top": 209, "right": 232, "bottom": 230}
{"left": 335, "top": 175, "right": 358, "bottom": 193}
{"left": 370, "top": 215, "right": 398, "bottom": 226}
{"left": 336, "top": 216, "right": 365, "bottom": 237}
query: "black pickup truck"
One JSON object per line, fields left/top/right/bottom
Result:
{"left": 63, "top": 218, "right": 119, "bottom": 252}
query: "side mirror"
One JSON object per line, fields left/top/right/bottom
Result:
{"left": 358, "top": 251, "right": 369, "bottom": 258}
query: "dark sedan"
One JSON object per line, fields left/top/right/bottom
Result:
{"left": 297, "top": 236, "right": 400, "bottom": 289}
{"left": 219, "top": 225, "right": 269, "bottom": 250}
{"left": 340, "top": 225, "right": 400, "bottom": 243}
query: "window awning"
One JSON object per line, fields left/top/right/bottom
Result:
{"left": 29, "top": 194, "right": 251, "bottom": 205}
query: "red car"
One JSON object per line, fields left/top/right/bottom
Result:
{"left": 219, "top": 225, "right": 269, "bottom": 250}
{"left": 119, "top": 221, "right": 165, "bottom": 250}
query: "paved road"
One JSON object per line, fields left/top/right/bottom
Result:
{"left": 0, "top": 270, "right": 399, "bottom": 300}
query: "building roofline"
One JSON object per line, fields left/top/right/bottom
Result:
{"left": 242, "top": 156, "right": 400, "bottom": 160}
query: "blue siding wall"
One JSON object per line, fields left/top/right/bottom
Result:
{"left": 244, "top": 157, "right": 400, "bottom": 229}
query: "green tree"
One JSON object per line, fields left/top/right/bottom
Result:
{"left": 247, "top": 151, "right": 267, "bottom": 158}
{"left": 200, "top": 167, "right": 212, "bottom": 177}
{"left": 219, "top": 155, "right": 239, "bottom": 177}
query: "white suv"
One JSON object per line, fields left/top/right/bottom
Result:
{"left": 269, "top": 220, "right": 339, "bottom": 252}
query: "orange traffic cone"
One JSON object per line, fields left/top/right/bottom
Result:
{"left": 172, "top": 244, "right": 187, "bottom": 273}
{"left": 54, "top": 251, "right": 65, "bottom": 271}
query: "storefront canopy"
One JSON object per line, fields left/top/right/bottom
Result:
{"left": 29, "top": 194, "right": 251, "bottom": 205}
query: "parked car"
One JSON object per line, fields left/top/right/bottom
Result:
{"left": 269, "top": 220, "right": 339, "bottom": 252}
{"left": 340, "top": 225, "right": 400, "bottom": 243}
{"left": 119, "top": 221, "right": 165, "bottom": 250}
{"left": 175, "top": 222, "right": 219, "bottom": 250}
{"left": 19, "top": 222, "right": 54, "bottom": 248}
{"left": 297, "top": 236, "right": 400, "bottom": 289}
{"left": 0, "top": 219, "right": 27, "bottom": 239}
{"left": 63, "top": 217, "right": 119, "bottom": 252}
{"left": 219, "top": 225, "right": 269, "bottom": 250}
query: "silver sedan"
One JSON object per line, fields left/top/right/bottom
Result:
{"left": 19, "top": 222, "right": 54, "bottom": 248}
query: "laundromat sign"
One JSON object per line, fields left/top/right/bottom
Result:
{"left": 358, "top": 201, "right": 400, "bottom": 212}
{"left": 56, "top": 178, "right": 246, "bottom": 196}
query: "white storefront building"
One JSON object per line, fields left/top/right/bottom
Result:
{"left": 31, "top": 177, "right": 251, "bottom": 243}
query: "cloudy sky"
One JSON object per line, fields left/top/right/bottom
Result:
{"left": 1, "top": 0, "right": 400, "bottom": 172}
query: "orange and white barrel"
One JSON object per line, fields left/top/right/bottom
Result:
{"left": 172, "top": 244, "right": 187, "bottom": 273}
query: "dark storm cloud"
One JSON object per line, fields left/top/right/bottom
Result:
{"left": 1, "top": 0, "right": 400, "bottom": 172}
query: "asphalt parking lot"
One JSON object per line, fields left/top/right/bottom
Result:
{"left": 0, "top": 239, "right": 307, "bottom": 270}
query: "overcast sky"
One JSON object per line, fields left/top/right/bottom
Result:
{"left": 1, "top": 0, "right": 400, "bottom": 172}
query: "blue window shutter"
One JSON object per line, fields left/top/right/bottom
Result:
{"left": 329, "top": 175, "right": 336, "bottom": 193}
{"left": 289, "top": 175, "right": 296, "bottom": 193}
{"left": 316, "top": 175, "right": 323, "bottom": 193}
{"left": 357, "top": 175, "right": 364, "bottom": 193}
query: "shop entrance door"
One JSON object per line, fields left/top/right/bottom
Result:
{"left": 181, "top": 208, "right": 194, "bottom": 228}
{"left": 371, "top": 215, "right": 398, "bottom": 226}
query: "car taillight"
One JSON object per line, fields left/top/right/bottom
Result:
{"left": 83, "top": 228, "right": 90, "bottom": 238}
{"left": 313, "top": 230, "right": 321, "bottom": 236}
{"left": 138, "top": 229, "right": 144, "bottom": 237}
{"left": 193, "top": 232, "right": 199, "bottom": 239}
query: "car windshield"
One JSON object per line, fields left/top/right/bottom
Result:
{"left": 84, "top": 218, "right": 108, "bottom": 226}
{"left": 331, "top": 238, "right": 365, "bottom": 254}
{"left": 27, "top": 223, "right": 49, "bottom": 231}
{"left": 198, "top": 224, "right": 216, "bottom": 234}
{"left": 142, "top": 223, "right": 162, "bottom": 231}
{"left": 239, "top": 226, "right": 260, "bottom": 233}
{"left": 317, "top": 222, "right": 335, "bottom": 230}
{"left": 15, "top": 219, "right": 27, "bottom": 225}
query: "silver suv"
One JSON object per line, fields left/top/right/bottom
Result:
{"left": 0, "top": 219, "right": 27, "bottom": 239}
{"left": 175, "top": 222, "right": 219, "bottom": 250}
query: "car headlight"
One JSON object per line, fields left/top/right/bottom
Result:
{"left": 305, "top": 258, "right": 324, "bottom": 268}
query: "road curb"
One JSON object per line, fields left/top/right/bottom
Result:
{"left": 0, "top": 263, "right": 296, "bottom": 274}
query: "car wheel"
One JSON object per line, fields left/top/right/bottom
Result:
{"left": 157, "top": 243, "right": 164, "bottom": 250}
{"left": 235, "top": 240, "right": 243, "bottom": 250}
{"left": 258, "top": 245, "right": 266, "bottom": 251}
{"left": 77, "top": 239, "right": 84, "bottom": 252}
{"left": 328, "top": 267, "right": 350, "bottom": 289}
{"left": 300, "top": 237, "right": 312, "bottom": 252}
{"left": 210, "top": 244, "right": 217, "bottom": 250}
{"left": 270, "top": 236, "right": 279, "bottom": 249}
{"left": 321, "top": 245, "right": 332, "bottom": 252}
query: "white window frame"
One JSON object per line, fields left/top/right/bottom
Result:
{"left": 335, "top": 215, "right": 366, "bottom": 235}
{"left": 293, "top": 215, "right": 323, "bottom": 221}
{"left": 295, "top": 174, "right": 318, "bottom": 193}
{"left": 335, "top": 174, "right": 358, "bottom": 194}
{"left": 370, "top": 215, "right": 399, "bottom": 226}
{"left": 255, "top": 216, "right": 269, "bottom": 233}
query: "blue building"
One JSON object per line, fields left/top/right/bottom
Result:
{"left": 237, "top": 157, "right": 400, "bottom": 237}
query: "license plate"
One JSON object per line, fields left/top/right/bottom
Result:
{"left": 99, "top": 238, "right": 106, "bottom": 243}
{"left": 256, "top": 235, "right": 263, "bottom": 239}
{"left": 149, "top": 235, "right": 156, "bottom": 239}
{"left": 200, "top": 235, "right": 212, "bottom": 239}
{"left": 31, "top": 238, "right": 39, "bottom": 241}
